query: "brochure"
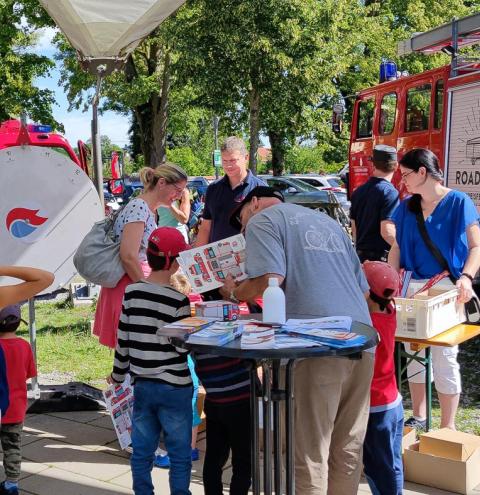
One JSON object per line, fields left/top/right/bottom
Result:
{"left": 285, "top": 316, "right": 352, "bottom": 330}
{"left": 177, "top": 234, "right": 247, "bottom": 293}
{"left": 188, "top": 321, "right": 244, "bottom": 346}
{"left": 279, "top": 327, "right": 367, "bottom": 349}
{"left": 240, "top": 324, "right": 275, "bottom": 349}
{"left": 103, "top": 375, "right": 134, "bottom": 450}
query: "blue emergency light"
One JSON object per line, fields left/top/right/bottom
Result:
{"left": 31, "top": 124, "right": 52, "bottom": 133}
{"left": 379, "top": 60, "right": 397, "bottom": 83}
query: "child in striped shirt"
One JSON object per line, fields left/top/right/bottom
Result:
{"left": 109, "top": 227, "right": 193, "bottom": 495}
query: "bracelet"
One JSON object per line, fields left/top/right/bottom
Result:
{"left": 460, "top": 273, "right": 474, "bottom": 282}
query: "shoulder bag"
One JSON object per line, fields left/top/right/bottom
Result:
{"left": 73, "top": 207, "right": 126, "bottom": 288}
{"left": 415, "top": 211, "right": 480, "bottom": 324}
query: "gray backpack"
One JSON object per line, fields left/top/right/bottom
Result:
{"left": 73, "top": 209, "right": 125, "bottom": 288}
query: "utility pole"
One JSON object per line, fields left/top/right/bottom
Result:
{"left": 213, "top": 116, "right": 221, "bottom": 179}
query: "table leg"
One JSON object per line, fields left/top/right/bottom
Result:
{"left": 272, "top": 361, "right": 282, "bottom": 494}
{"left": 262, "top": 361, "right": 272, "bottom": 495}
{"left": 285, "top": 359, "right": 296, "bottom": 495}
{"left": 425, "top": 346, "right": 432, "bottom": 432}
{"left": 249, "top": 360, "right": 261, "bottom": 495}
{"left": 395, "top": 342, "right": 402, "bottom": 394}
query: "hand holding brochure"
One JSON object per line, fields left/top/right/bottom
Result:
{"left": 177, "top": 234, "right": 246, "bottom": 294}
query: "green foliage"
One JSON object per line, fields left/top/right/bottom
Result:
{"left": 0, "top": 0, "right": 58, "bottom": 127}
{"left": 166, "top": 146, "right": 213, "bottom": 176}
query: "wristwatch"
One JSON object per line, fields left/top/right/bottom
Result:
{"left": 229, "top": 289, "right": 240, "bottom": 303}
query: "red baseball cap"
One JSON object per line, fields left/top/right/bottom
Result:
{"left": 363, "top": 261, "right": 400, "bottom": 299}
{"left": 148, "top": 227, "right": 190, "bottom": 258}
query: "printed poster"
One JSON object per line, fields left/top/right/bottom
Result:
{"left": 178, "top": 234, "right": 247, "bottom": 293}
{"left": 103, "top": 375, "right": 134, "bottom": 450}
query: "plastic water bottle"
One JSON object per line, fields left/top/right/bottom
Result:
{"left": 262, "top": 278, "right": 286, "bottom": 325}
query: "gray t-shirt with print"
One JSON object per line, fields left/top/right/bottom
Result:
{"left": 245, "top": 203, "right": 371, "bottom": 325}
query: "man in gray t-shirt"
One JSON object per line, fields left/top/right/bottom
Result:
{"left": 221, "top": 186, "right": 375, "bottom": 494}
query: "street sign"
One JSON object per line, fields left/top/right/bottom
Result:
{"left": 213, "top": 149, "right": 222, "bottom": 167}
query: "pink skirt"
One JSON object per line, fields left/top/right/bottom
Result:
{"left": 92, "top": 262, "right": 151, "bottom": 349}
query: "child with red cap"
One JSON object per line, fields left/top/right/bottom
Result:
{"left": 362, "top": 261, "right": 403, "bottom": 495}
{"left": 109, "top": 227, "right": 193, "bottom": 495}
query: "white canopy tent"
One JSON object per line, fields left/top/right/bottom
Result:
{"left": 40, "top": 0, "right": 186, "bottom": 71}
{"left": 39, "top": 0, "right": 186, "bottom": 196}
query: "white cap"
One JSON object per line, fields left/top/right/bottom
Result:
{"left": 268, "top": 278, "right": 279, "bottom": 287}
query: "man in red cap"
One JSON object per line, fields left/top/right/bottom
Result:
{"left": 109, "top": 227, "right": 194, "bottom": 495}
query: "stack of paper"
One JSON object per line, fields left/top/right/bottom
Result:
{"left": 240, "top": 324, "right": 275, "bottom": 349}
{"left": 188, "top": 321, "right": 244, "bottom": 346}
{"left": 160, "top": 317, "right": 219, "bottom": 338}
{"left": 285, "top": 316, "right": 352, "bottom": 330}
{"left": 280, "top": 327, "right": 366, "bottom": 349}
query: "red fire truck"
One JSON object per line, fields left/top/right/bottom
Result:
{"left": 0, "top": 119, "right": 90, "bottom": 175}
{"left": 343, "top": 13, "right": 480, "bottom": 212}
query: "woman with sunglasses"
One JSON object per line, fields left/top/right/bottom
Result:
{"left": 389, "top": 148, "right": 480, "bottom": 430}
{"left": 93, "top": 163, "right": 188, "bottom": 349}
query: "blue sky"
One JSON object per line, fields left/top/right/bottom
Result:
{"left": 32, "top": 28, "right": 130, "bottom": 147}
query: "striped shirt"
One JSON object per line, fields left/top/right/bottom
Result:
{"left": 111, "top": 281, "right": 192, "bottom": 387}
{"left": 194, "top": 354, "right": 251, "bottom": 404}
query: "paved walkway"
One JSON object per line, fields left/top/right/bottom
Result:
{"left": 2, "top": 409, "right": 479, "bottom": 495}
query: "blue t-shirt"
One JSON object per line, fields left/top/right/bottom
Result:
{"left": 350, "top": 177, "right": 399, "bottom": 253}
{"left": 392, "top": 190, "right": 479, "bottom": 279}
{"left": 203, "top": 170, "right": 266, "bottom": 242}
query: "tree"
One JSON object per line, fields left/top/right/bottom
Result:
{"left": 0, "top": 0, "right": 57, "bottom": 126}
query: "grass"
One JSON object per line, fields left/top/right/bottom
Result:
{"left": 16, "top": 300, "right": 480, "bottom": 433}
{"left": 18, "top": 300, "right": 113, "bottom": 384}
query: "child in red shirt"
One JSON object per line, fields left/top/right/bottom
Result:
{"left": 0, "top": 305, "right": 36, "bottom": 495}
{"left": 362, "top": 261, "right": 403, "bottom": 495}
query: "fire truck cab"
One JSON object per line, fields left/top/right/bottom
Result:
{"left": 0, "top": 119, "right": 89, "bottom": 176}
{"left": 347, "top": 13, "right": 480, "bottom": 211}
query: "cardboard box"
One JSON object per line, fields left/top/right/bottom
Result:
{"left": 419, "top": 428, "right": 480, "bottom": 461}
{"left": 195, "top": 300, "right": 240, "bottom": 321}
{"left": 404, "top": 441, "right": 480, "bottom": 494}
{"left": 402, "top": 426, "right": 417, "bottom": 453}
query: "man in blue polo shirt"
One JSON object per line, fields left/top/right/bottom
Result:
{"left": 350, "top": 145, "right": 399, "bottom": 262}
{"left": 196, "top": 136, "right": 266, "bottom": 245}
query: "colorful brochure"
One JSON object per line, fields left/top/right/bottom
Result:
{"left": 177, "top": 234, "right": 246, "bottom": 293}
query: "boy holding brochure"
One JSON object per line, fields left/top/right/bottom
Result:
{"left": 109, "top": 227, "right": 193, "bottom": 495}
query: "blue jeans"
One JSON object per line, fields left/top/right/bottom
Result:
{"left": 131, "top": 379, "right": 193, "bottom": 495}
{"left": 363, "top": 402, "right": 404, "bottom": 495}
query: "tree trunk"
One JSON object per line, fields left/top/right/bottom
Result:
{"left": 125, "top": 50, "right": 171, "bottom": 168}
{"left": 268, "top": 130, "right": 286, "bottom": 176}
{"left": 248, "top": 86, "right": 261, "bottom": 174}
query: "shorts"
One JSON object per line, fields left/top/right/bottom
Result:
{"left": 407, "top": 344, "right": 461, "bottom": 395}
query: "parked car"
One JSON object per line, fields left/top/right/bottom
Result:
{"left": 187, "top": 176, "right": 210, "bottom": 197}
{"left": 286, "top": 174, "right": 346, "bottom": 193}
{"left": 258, "top": 175, "right": 349, "bottom": 229}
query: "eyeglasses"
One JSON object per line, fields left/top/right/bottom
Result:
{"left": 400, "top": 169, "right": 415, "bottom": 180}
{"left": 170, "top": 183, "right": 185, "bottom": 193}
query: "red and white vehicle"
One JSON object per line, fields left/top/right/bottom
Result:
{"left": 345, "top": 13, "right": 480, "bottom": 212}
{"left": 0, "top": 119, "right": 90, "bottom": 175}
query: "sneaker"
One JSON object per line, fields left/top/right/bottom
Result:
{"left": 0, "top": 481, "right": 19, "bottom": 495}
{"left": 404, "top": 416, "right": 427, "bottom": 429}
{"left": 191, "top": 448, "right": 200, "bottom": 461}
{"left": 154, "top": 454, "right": 170, "bottom": 469}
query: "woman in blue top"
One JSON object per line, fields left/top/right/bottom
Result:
{"left": 389, "top": 148, "right": 480, "bottom": 430}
